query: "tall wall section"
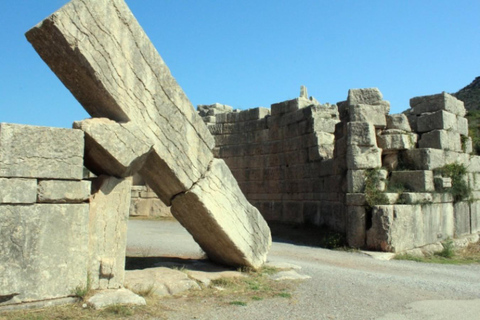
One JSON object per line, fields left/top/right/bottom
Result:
{"left": 200, "top": 90, "right": 346, "bottom": 233}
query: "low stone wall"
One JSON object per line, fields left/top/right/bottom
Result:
{"left": 0, "top": 123, "right": 130, "bottom": 308}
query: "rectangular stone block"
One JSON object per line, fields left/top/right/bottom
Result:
{"left": 386, "top": 114, "right": 412, "bottom": 131}
{"left": 457, "top": 116, "right": 469, "bottom": 136}
{"left": 0, "top": 178, "right": 37, "bottom": 204}
{"left": 309, "top": 144, "right": 334, "bottom": 161}
{"left": 171, "top": 159, "right": 271, "bottom": 269}
{"left": 454, "top": 202, "right": 471, "bottom": 237}
{"left": 348, "top": 102, "right": 389, "bottom": 128}
{"left": 390, "top": 171, "right": 434, "bottom": 192}
{"left": 347, "top": 122, "right": 376, "bottom": 146}
{"left": 470, "top": 201, "right": 480, "bottom": 233}
{"left": 0, "top": 123, "right": 84, "bottom": 180}
{"left": 399, "top": 192, "right": 433, "bottom": 204}
{"left": 418, "top": 130, "right": 462, "bottom": 152}
{"left": 313, "top": 119, "right": 338, "bottom": 133}
{"left": 346, "top": 193, "right": 366, "bottom": 206}
{"left": 410, "top": 92, "right": 466, "bottom": 117}
{"left": 416, "top": 110, "right": 457, "bottom": 133}
{"left": 347, "top": 88, "right": 383, "bottom": 105}
{"left": 0, "top": 204, "right": 89, "bottom": 304}
{"left": 347, "top": 170, "right": 365, "bottom": 193}
{"left": 271, "top": 97, "right": 313, "bottom": 116}
{"left": 38, "top": 180, "right": 91, "bottom": 203}
{"left": 402, "top": 148, "right": 446, "bottom": 170}
{"left": 346, "top": 206, "right": 366, "bottom": 248}
{"left": 377, "top": 132, "right": 417, "bottom": 151}
{"left": 89, "top": 176, "right": 131, "bottom": 290}
{"left": 347, "top": 145, "right": 382, "bottom": 170}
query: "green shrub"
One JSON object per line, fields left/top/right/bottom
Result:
{"left": 435, "top": 163, "right": 471, "bottom": 202}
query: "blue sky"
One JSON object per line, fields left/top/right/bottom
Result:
{"left": 1, "top": 0, "right": 479, "bottom": 128}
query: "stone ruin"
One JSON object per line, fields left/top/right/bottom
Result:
{"left": 1, "top": 0, "right": 479, "bottom": 311}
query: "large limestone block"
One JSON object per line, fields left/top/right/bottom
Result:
{"left": 418, "top": 130, "right": 462, "bottom": 152}
{"left": 73, "top": 118, "right": 153, "bottom": 178}
{"left": 347, "top": 122, "right": 376, "bottom": 146}
{"left": 0, "top": 204, "right": 89, "bottom": 304}
{"left": 26, "top": 0, "right": 214, "bottom": 200}
{"left": 402, "top": 148, "right": 446, "bottom": 170}
{"left": 377, "top": 132, "right": 417, "bottom": 151}
{"left": 346, "top": 145, "right": 382, "bottom": 170}
{"left": 417, "top": 110, "right": 457, "bottom": 133}
{"left": 171, "top": 159, "right": 271, "bottom": 269}
{"left": 271, "top": 97, "right": 315, "bottom": 116}
{"left": 129, "top": 198, "right": 172, "bottom": 218}
{"left": 410, "top": 92, "right": 466, "bottom": 117}
{"left": 37, "top": 180, "right": 91, "bottom": 203}
{"left": 366, "top": 204, "right": 454, "bottom": 252}
{"left": 454, "top": 202, "right": 471, "bottom": 237}
{"left": 386, "top": 114, "right": 411, "bottom": 132}
{"left": 457, "top": 116, "right": 469, "bottom": 136}
{"left": 27, "top": 0, "right": 271, "bottom": 269}
{"left": 347, "top": 88, "right": 383, "bottom": 106}
{"left": 348, "top": 103, "right": 389, "bottom": 127}
{"left": 470, "top": 201, "right": 480, "bottom": 233}
{"left": 346, "top": 206, "right": 366, "bottom": 248}
{"left": 390, "top": 170, "right": 434, "bottom": 192}
{"left": 0, "top": 123, "right": 84, "bottom": 180}
{"left": 0, "top": 178, "right": 37, "bottom": 204}
{"left": 89, "top": 176, "right": 132, "bottom": 290}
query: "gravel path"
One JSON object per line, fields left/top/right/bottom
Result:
{"left": 127, "top": 220, "right": 480, "bottom": 320}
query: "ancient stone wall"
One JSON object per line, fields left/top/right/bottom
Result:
{"left": 0, "top": 123, "right": 130, "bottom": 308}
{"left": 201, "top": 88, "right": 480, "bottom": 252}
{"left": 129, "top": 174, "right": 173, "bottom": 219}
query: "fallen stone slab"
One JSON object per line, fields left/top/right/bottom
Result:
{"left": 87, "top": 288, "right": 145, "bottom": 309}
{"left": 187, "top": 270, "right": 245, "bottom": 287}
{"left": 27, "top": 0, "right": 271, "bottom": 269}
{"left": 124, "top": 267, "right": 200, "bottom": 297}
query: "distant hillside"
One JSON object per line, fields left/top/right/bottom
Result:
{"left": 455, "top": 76, "right": 480, "bottom": 154}
{"left": 454, "top": 76, "right": 480, "bottom": 111}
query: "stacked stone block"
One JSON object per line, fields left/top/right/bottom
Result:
{"left": 129, "top": 173, "right": 173, "bottom": 218}
{"left": 0, "top": 123, "right": 131, "bottom": 307}
{"left": 201, "top": 90, "right": 344, "bottom": 231}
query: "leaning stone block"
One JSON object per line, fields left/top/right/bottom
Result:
{"left": 171, "top": 159, "right": 271, "bottom": 269}
{"left": 390, "top": 171, "right": 434, "bottom": 192}
{"left": 348, "top": 102, "right": 389, "bottom": 127}
{"left": 0, "top": 178, "right": 37, "bottom": 204}
{"left": 347, "top": 122, "right": 376, "bottom": 146}
{"left": 38, "top": 180, "right": 91, "bottom": 203}
{"left": 346, "top": 206, "right": 366, "bottom": 248}
{"left": 89, "top": 176, "right": 132, "bottom": 290}
{"left": 402, "top": 148, "right": 446, "bottom": 170}
{"left": 346, "top": 145, "right": 382, "bottom": 170}
{"left": 416, "top": 110, "right": 457, "bottom": 133}
{"left": 410, "top": 92, "right": 466, "bottom": 116}
{"left": 386, "top": 114, "right": 411, "bottom": 131}
{"left": 0, "top": 123, "right": 84, "bottom": 180}
{"left": 377, "top": 132, "right": 417, "bottom": 151}
{"left": 0, "top": 204, "right": 89, "bottom": 304}
{"left": 347, "top": 88, "right": 383, "bottom": 106}
{"left": 418, "top": 130, "right": 462, "bottom": 152}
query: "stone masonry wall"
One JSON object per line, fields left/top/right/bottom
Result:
{"left": 201, "top": 88, "right": 480, "bottom": 252}
{"left": 0, "top": 123, "right": 130, "bottom": 308}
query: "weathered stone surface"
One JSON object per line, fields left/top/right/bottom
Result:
{"left": 418, "top": 130, "right": 462, "bottom": 152}
{"left": 124, "top": 268, "right": 200, "bottom": 297}
{"left": 28, "top": 0, "right": 270, "bottom": 269}
{"left": 348, "top": 103, "right": 389, "bottom": 127}
{"left": 197, "top": 103, "right": 234, "bottom": 117}
{"left": 0, "top": 123, "right": 84, "bottom": 180}
{"left": 88, "top": 176, "right": 132, "bottom": 290}
{"left": 377, "top": 133, "right": 417, "bottom": 151}
{"left": 434, "top": 177, "right": 452, "bottom": 191}
{"left": 457, "top": 116, "right": 469, "bottom": 136}
{"left": 172, "top": 159, "right": 271, "bottom": 269}
{"left": 187, "top": 269, "right": 245, "bottom": 287}
{"left": 0, "top": 178, "right": 37, "bottom": 204}
{"left": 73, "top": 118, "right": 152, "bottom": 178}
{"left": 402, "top": 149, "right": 446, "bottom": 170}
{"left": 410, "top": 92, "right": 466, "bottom": 117}
{"left": 271, "top": 97, "right": 315, "bottom": 116}
{"left": 37, "top": 180, "right": 90, "bottom": 203}
{"left": 346, "top": 206, "right": 366, "bottom": 248}
{"left": 366, "top": 204, "right": 454, "bottom": 252}
{"left": 417, "top": 110, "right": 457, "bottom": 133}
{"left": 347, "top": 170, "right": 365, "bottom": 193}
{"left": 386, "top": 114, "right": 411, "bottom": 131}
{"left": 347, "top": 122, "right": 376, "bottom": 146}
{"left": 87, "top": 288, "right": 146, "bottom": 309}
{"left": 269, "top": 270, "right": 311, "bottom": 281}
{"left": 454, "top": 202, "right": 471, "bottom": 237}
{"left": 347, "top": 145, "right": 382, "bottom": 169}
{"left": 383, "top": 152, "right": 399, "bottom": 171}
{"left": 400, "top": 193, "right": 433, "bottom": 204}
{"left": 347, "top": 88, "right": 383, "bottom": 106}
{"left": 129, "top": 197, "right": 172, "bottom": 218}
{"left": 390, "top": 171, "right": 434, "bottom": 192}
{"left": 0, "top": 204, "right": 89, "bottom": 304}
{"left": 469, "top": 201, "right": 480, "bottom": 233}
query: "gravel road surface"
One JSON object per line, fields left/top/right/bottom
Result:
{"left": 127, "top": 219, "right": 480, "bottom": 320}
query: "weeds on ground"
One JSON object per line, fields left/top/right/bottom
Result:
{"left": 72, "top": 273, "right": 92, "bottom": 301}
{"left": 395, "top": 239, "right": 480, "bottom": 265}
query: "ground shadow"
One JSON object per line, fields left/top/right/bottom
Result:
{"left": 269, "top": 222, "right": 346, "bottom": 249}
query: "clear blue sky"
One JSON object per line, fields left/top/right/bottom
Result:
{"left": 1, "top": 0, "right": 479, "bottom": 128}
